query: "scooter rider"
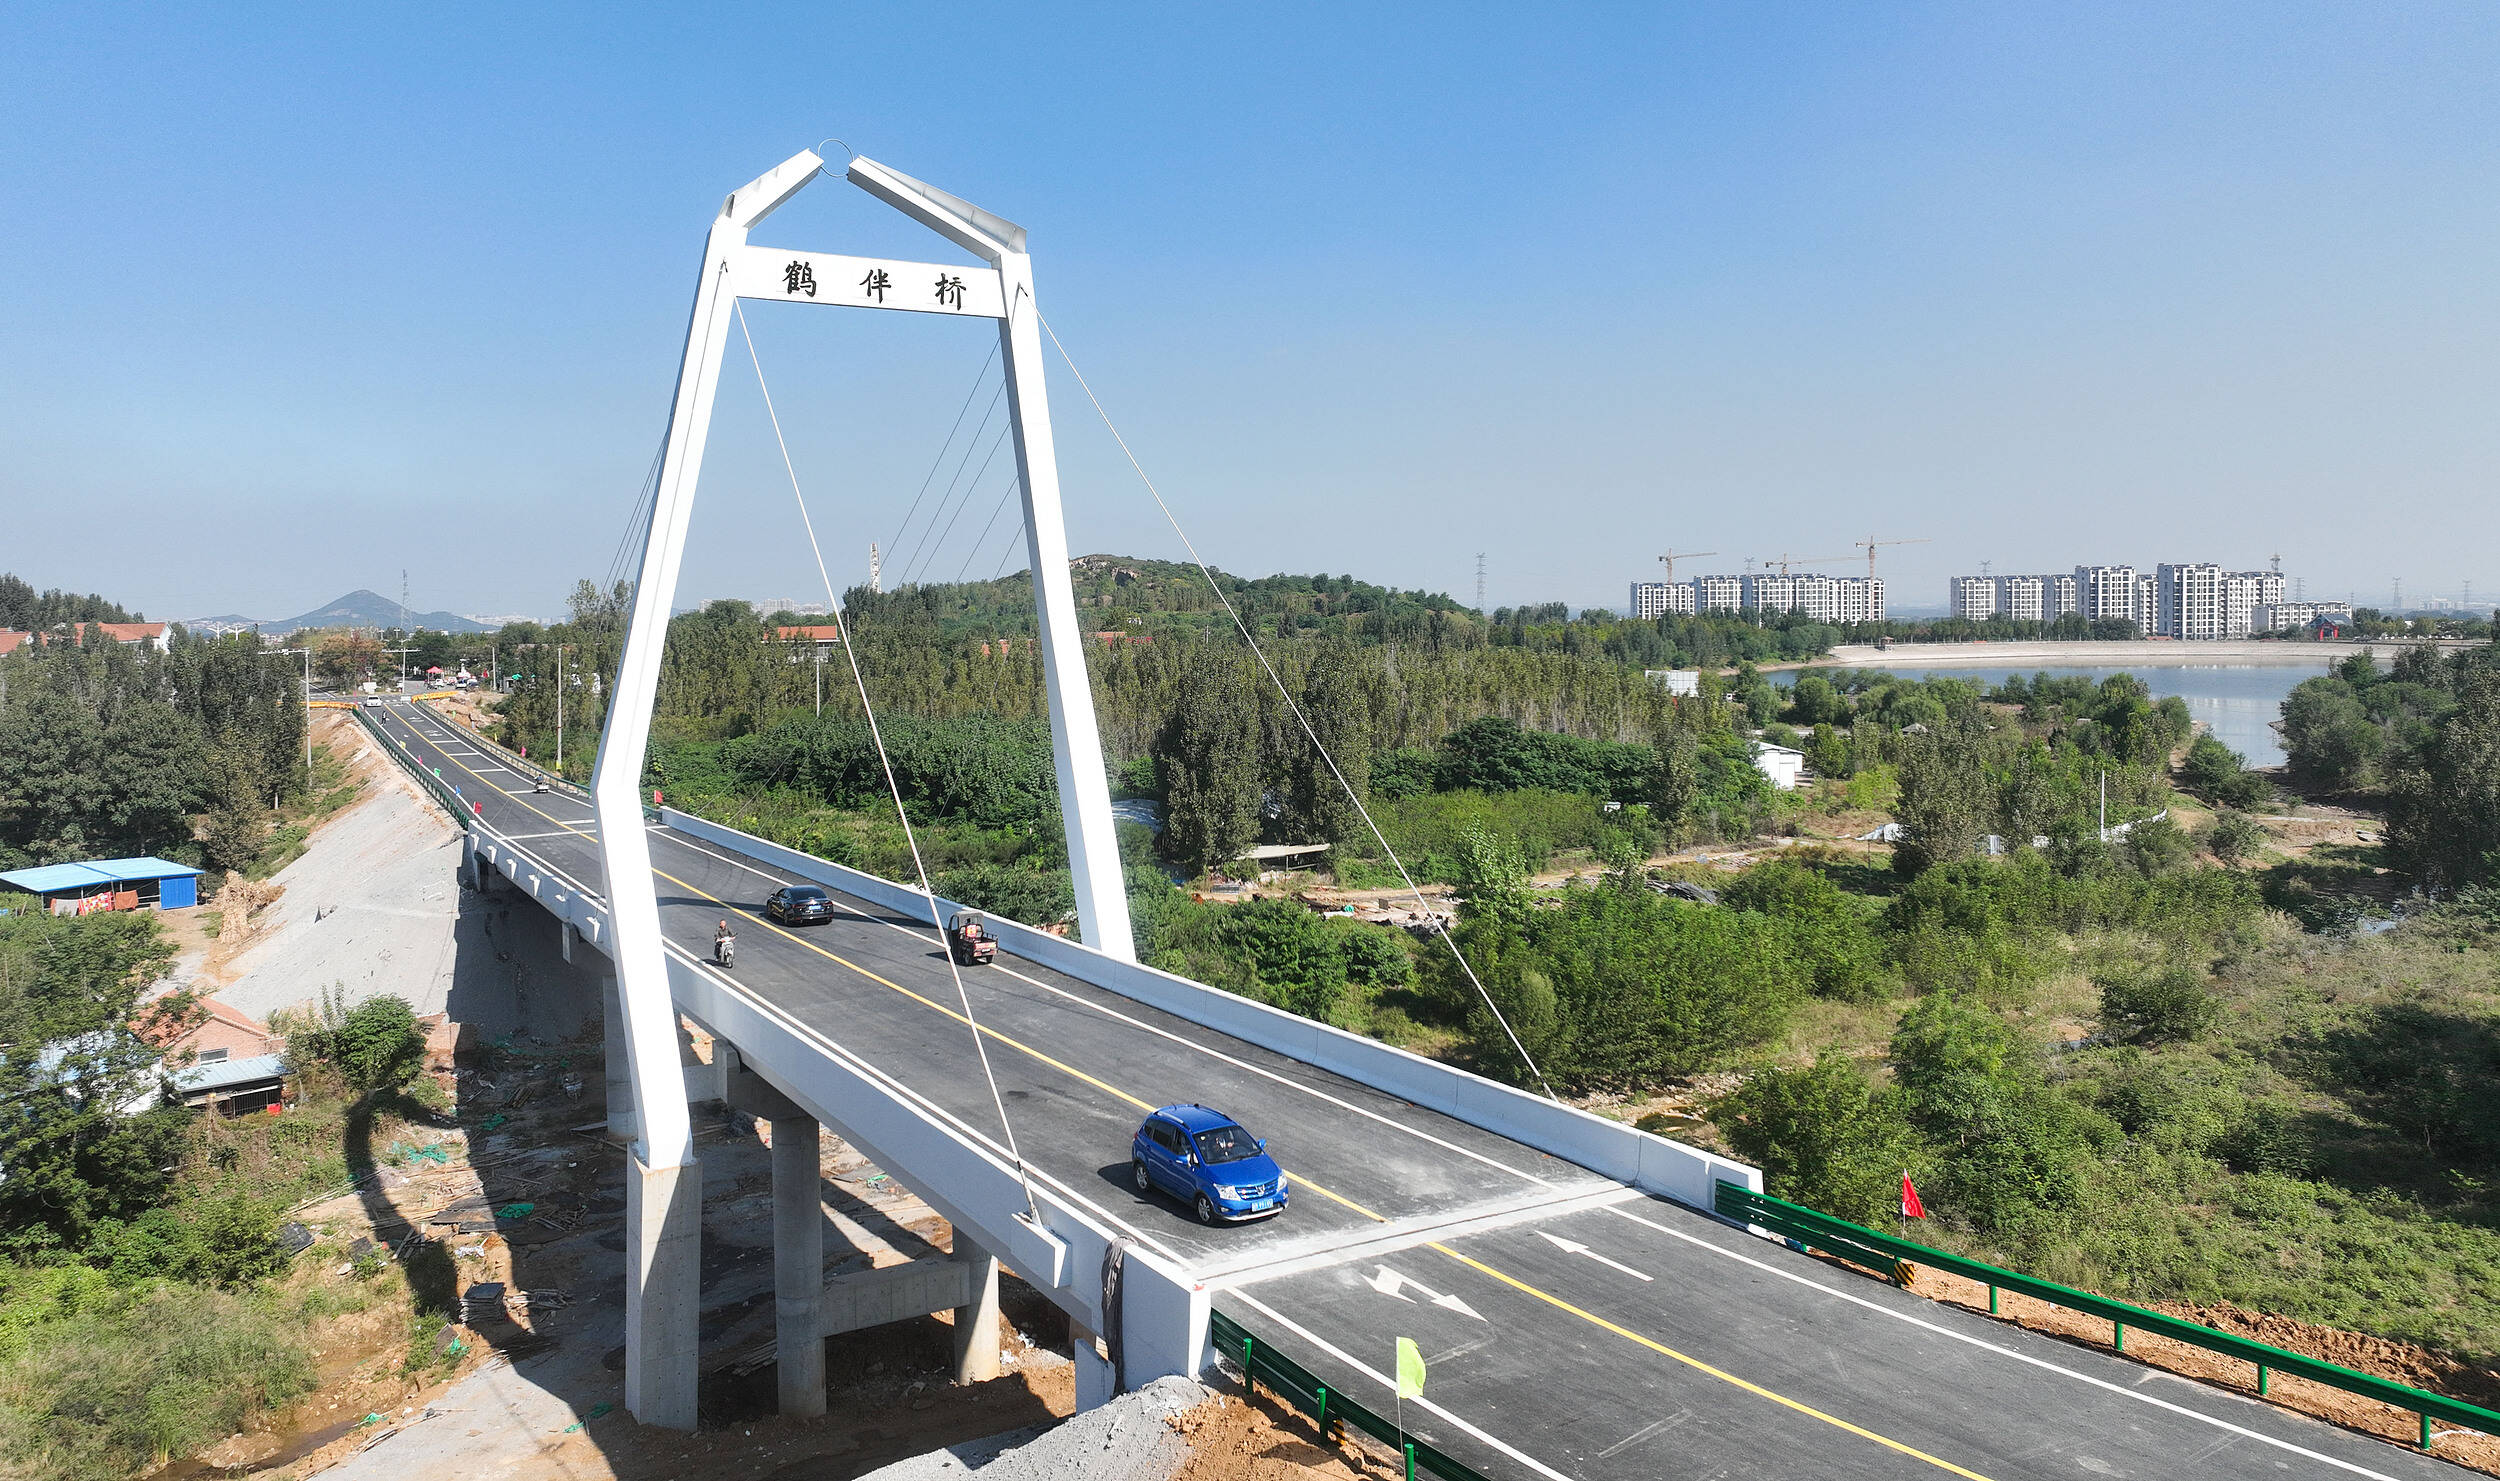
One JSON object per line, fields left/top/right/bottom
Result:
{"left": 713, "top": 918, "right": 736, "bottom": 965}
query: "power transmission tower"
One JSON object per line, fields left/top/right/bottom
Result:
{"left": 2269, "top": 552, "right": 2282, "bottom": 575}
{"left": 2293, "top": 576, "right": 2306, "bottom": 602}
{"left": 869, "top": 542, "right": 882, "bottom": 594}
{"left": 400, "top": 570, "right": 410, "bottom": 635}
{"left": 1655, "top": 548, "right": 1717, "bottom": 583}
{"left": 2393, "top": 577, "right": 2403, "bottom": 613}
{"left": 1980, "top": 560, "right": 1992, "bottom": 579}
{"left": 1475, "top": 552, "right": 1486, "bottom": 613}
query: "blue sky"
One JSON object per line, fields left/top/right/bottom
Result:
{"left": 7, "top": 3, "right": 2498, "bottom": 621}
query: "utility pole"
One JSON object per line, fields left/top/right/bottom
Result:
{"left": 2099, "top": 770, "right": 2107, "bottom": 844}
{"left": 2393, "top": 577, "right": 2403, "bottom": 614}
{"left": 1655, "top": 549, "right": 1717, "bottom": 584}
{"left": 555, "top": 643, "right": 570, "bottom": 772}
{"left": 1475, "top": 553, "right": 1487, "bottom": 614}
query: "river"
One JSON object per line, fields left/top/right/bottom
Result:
{"left": 1793, "top": 661, "right": 2363, "bottom": 767}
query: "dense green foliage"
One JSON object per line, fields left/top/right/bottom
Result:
{"left": 0, "top": 623, "right": 307, "bottom": 872}
{"left": 2281, "top": 642, "right": 2500, "bottom": 891}
{"left": 281, "top": 990, "right": 428, "bottom": 1095}
{"left": 0, "top": 575, "right": 138, "bottom": 631}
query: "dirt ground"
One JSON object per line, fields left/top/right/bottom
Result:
{"left": 1874, "top": 1259, "right": 2500, "bottom": 1473}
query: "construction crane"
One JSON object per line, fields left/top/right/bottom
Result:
{"left": 1853, "top": 535, "right": 1930, "bottom": 581}
{"left": 1761, "top": 553, "right": 1854, "bottom": 577}
{"left": 1655, "top": 548, "right": 1718, "bottom": 583}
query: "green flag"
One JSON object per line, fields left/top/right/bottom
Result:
{"left": 1395, "top": 1336, "right": 1426, "bottom": 1400}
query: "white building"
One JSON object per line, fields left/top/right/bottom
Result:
{"left": 1741, "top": 573, "right": 1884, "bottom": 624}
{"left": 1692, "top": 574, "right": 1746, "bottom": 614}
{"left": 2155, "top": 562, "right": 2227, "bottom": 640}
{"left": 1645, "top": 669, "right": 1701, "bottom": 696}
{"left": 1750, "top": 740, "right": 1807, "bottom": 791}
{"left": 1950, "top": 575, "right": 1999, "bottom": 622}
{"left": 2076, "top": 565, "right": 2142, "bottom": 624}
{"left": 2254, "top": 601, "right": 2352, "bottom": 633}
{"left": 1628, "top": 580, "right": 1697, "bottom": 619}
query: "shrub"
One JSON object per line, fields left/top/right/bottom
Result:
{"left": 2096, "top": 964, "right": 2220, "bottom": 1045}
{"left": 1214, "top": 900, "right": 1348, "bottom": 1020}
{"left": 2206, "top": 810, "right": 2265, "bottom": 863}
{"left": 1722, "top": 860, "right": 1891, "bottom": 1002}
{"left": 1332, "top": 921, "right": 1414, "bottom": 988}
{"left": 1714, "top": 1055, "right": 1920, "bottom": 1225}
{"left": 283, "top": 988, "right": 425, "bottom": 1094}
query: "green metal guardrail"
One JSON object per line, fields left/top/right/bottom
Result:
{"left": 1716, "top": 1180, "right": 2497, "bottom": 1451}
{"left": 354, "top": 707, "right": 472, "bottom": 822}
{"left": 1208, "top": 1309, "right": 1488, "bottom": 1481}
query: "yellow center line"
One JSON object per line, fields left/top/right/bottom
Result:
{"left": 1428, "top": 1243, "right": 1999, "bottom": 1480}
{"left": 392, "top": 704, "right": 1994, "bottom": 1477}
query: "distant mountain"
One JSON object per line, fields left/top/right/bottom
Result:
{"left": 184, "top": 590, "right": 493, "bottom": 635}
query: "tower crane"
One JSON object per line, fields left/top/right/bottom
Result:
{"left": 1761, "top": 553, "right": 1854, "bottom": 576}
{"left": 1853, "top": 535, "right": 1930, "bottom": 581}
{"left": 1655, "top": 549, "right": 1717, "bottom": 583}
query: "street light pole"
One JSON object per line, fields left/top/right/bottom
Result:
{"left": 556, "top": 643, "right": 570, "bottom": 772}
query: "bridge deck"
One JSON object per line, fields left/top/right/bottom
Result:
{"left": 374, "top": 699, "right": 2461, "bottom": 1481}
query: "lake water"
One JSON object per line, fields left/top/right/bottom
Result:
{"left": 1802, "top": 662, "right": 2362, "bottom": 767}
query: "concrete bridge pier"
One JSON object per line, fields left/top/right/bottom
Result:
{"left": 624, "top": 1147, "right": 702, "bottom": 1429}
{"left": 602, "top": 976, "right": 635, "bottom": 1140}
{"left": 950, "top": 1234, "right": 1002, "bottom": 1385}
{"left": 727, "top": 1052, "right": 828, "bottom": 1419}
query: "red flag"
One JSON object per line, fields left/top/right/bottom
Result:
{"left": 1900, "top": 1174, "right": 1926, "bottom": 1219}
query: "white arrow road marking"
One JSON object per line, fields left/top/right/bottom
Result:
{"left": 1536, "top": 1229, "right": 1654, "bottom": 1281}
{"left": 1362, "top": 1265, "right": 1485, "bottom": 1321}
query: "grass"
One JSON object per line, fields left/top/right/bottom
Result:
{"left": 0, "top": 1068, "right": 457, "bottom": 1480}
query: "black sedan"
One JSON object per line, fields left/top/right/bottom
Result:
{"left": 764, "top": 885, "right": 836, "bottom": 926}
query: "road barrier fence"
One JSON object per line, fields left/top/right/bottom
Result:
{"left": 1209, "top": 1308, "right": 1488, "bottom": 1481}
{"left": 1716, "top": 1180, "right": 2496, "bottom": 1451}
{"left": 354, "top": 707, "right": 473, "bottom": 821}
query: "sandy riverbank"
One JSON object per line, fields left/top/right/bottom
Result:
{"left": 1808, "top": 639, "right": 2468, "bottom": 670}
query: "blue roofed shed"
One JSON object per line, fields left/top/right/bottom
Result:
{"left": 0, "top": 857, "right": 204, "bottom": 914}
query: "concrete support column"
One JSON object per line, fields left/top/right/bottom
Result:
{"left": 770, "top": 1116, "right": 826, "bottom": 1419}
{"left": 950, "top": 1232, "right": 1002, "bottom": 1385}
{"left": 602, "top": 977, "right": 637, "bottom": 1141}
{"left": 624, "top": 1147, "right": 702, "bottom": 1429}
{"left": 1070, "top": 1317, "right": 1115, "bottom": 1412}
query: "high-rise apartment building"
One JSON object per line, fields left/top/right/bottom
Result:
{"left": 1693, "top": 574, "right": 1745, "bottom": 614}
{"left": 1950, "top": 575, "right": 1999, "bottom": 621}
{"left": 1628, "top": 580, "right": 1697, "bottom": 619}
{"left": 2076, "top": 565, "right": 2142, "bottom": 624}
{"left": 2155, "top": 562, "right": 2227, "bottom": 640}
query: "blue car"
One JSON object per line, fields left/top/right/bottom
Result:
{"left": 1131, "top": 1104, "right": 1289, "bottom": 1224}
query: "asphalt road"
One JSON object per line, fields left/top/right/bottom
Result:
{"left": 366, "top": 698, "right": 2471, "bottom": 1481}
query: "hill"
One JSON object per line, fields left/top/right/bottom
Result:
{"left": 184, "top": 590, "right": 493, "bottom": 635}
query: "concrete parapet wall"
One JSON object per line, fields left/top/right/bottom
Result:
{"left": 658, "top": 808, "right": 1762, "bottom": 1213}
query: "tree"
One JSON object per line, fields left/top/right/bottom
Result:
{"left": 0, "top": 910, "right": 186, "bottom": 1256}
{"left": 1158, "top": 647, "right": 1260, "bottom": 873}
{"left": 100, "top": 705, "right": 207, "bottom": 856}
{"left": 2281, "top": 677, "right": 2383, "bottom": 787}
{"left": 2180, "top": 734, "right": 2271, "bottom": 809}
{"left": 2387, "top": 665, "right": 2500, "bottom": 891}
{"left": 1891, "top": 728, "right": 1990, "bottom": 877}
{"left": 1722, "top": 860, "right": 1889, "bottom": 1001}
{"left": 1888, "top": 993, "right": 2098, "bottom": 1234}
{"left": 1290, "top": 640, "right": 1372, "bottom": 845}
{"left": 1715, "top": 1055, "right": 1920, "bottom": 1225}
{"left": 0, "top": 687, "right": 108, "bottom": 864}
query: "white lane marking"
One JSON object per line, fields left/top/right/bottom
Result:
{"left": 1363, "top": 1265, "right": 1485, "bottom": 1321}
{"left": 500, "top": 829, "right": 599, "bottom": 842}
{"left": 653, "top": 827, "right": 1572, "bottom": 1193}
{"left": 1201, "top": 1187, "right": 1638, "bottom": 1289}
{"left": 1536, "top": 1228, "right": 1652, "bottom": 1281}
{"left": 469, "top": 765, "right": 513, "bottom": 774}
{"left": 1597, "top": 1415, "right": 1681, "bottom": 1458}
{"left": 1601, "top": 1206, "right": 2418, "bottom": 1481}
{"left": 1227, "top": 1289, "right": 1573, "bottom": 1481}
